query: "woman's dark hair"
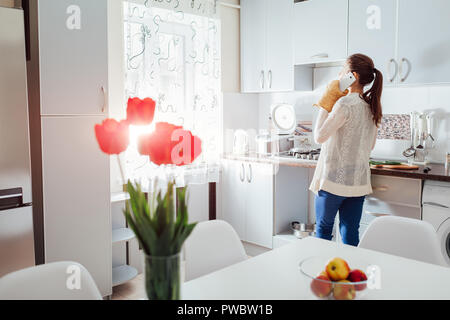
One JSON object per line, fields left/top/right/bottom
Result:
{"left": 347, "top": 53, "right": 383, "bottom": 126}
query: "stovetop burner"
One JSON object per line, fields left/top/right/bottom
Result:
{"left": 280, "top": 148, "right": 321, "bottom": 161}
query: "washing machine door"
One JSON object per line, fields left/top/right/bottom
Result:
{"left": 437, "top": 219, "right": 450, "bottom": 267}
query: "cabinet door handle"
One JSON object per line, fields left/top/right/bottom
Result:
{"left": 388, "top": 59, "right": 399, "bottom": 83}
{"left": 399, "top": 58, "right": 412, "bottom": 82}
{"left": 260, "top": 70, "right": 265, "bottom": 90}
{"left": 372, "top": 185, "right": 389, "bottom": 192}
{"left": 240, "top": 163, "right": 245, "bottom": 182}
{"left": 247, "top": 164, "right": 253, "bottom": 183}
{"left": 310, "top": 53, "right": 329, "bottom": 59}
{"left": 101, "top": 85, "right": 107, "bottom": 113}
{"left": 268, "top": 70, "right": 273, "bottom": 89}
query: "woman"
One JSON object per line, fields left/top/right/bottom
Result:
{"left": 310, "top": 53, "right": 383, "bottom": 247}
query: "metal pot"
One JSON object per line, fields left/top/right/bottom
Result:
{"left": 277, "top": 135, "right": 294, "bottom": 153}
{"left": 292, "top": 222, "right": 315, "bottom": 239}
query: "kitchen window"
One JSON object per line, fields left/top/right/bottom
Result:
{"left": 123, "top": 0, "right": 221, "bottom": 186}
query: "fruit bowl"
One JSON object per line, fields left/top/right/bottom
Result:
{"left": 299, "top": 256, "right": 371, "bottom": 300}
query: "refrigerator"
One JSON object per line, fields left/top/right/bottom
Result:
{"left": 0, "top": 6, "right": 35, "bottom": 277}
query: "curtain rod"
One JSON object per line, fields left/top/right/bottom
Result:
{"left": 218, "top": 1, "right": 241, "bottom": 9}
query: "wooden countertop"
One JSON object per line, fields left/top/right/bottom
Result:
{"left": 370, "top": 162, "right": 450, "bottom": 182}
{"left": 223, "top": 154, "right": 450, "bottom": 182}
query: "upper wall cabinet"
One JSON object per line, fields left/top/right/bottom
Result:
{"left": 397, "top": 0, "right": 450, "bottom": 85}
{"left": 241, "top": 0, "right": 294, "bottom": 93}
{"left": 294, "top": 0, "right": 349, "bottom": 65}
{"left": 349, "top": 0, "right": 450, "bottom": 85}
{"left": 348, "top": 0, "right": 397, "bottom": 84}
{"left": 39, "top": 0, "right": 108, "bottom": 115}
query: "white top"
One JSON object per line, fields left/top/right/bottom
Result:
{"left": 310, "top": 93, "right": 378, "bottom": 197}
{"left": 182, "top": 237, "right": 450, "bottom": 300}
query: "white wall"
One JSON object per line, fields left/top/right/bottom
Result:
{"left": 222, "top": 92, "right": 259, "bottom": 153}
{"left": 372, "top": 85, "right": 450, "bottom": 163}
{"left": 220, "top": 0, "right": 241, "bottom": 93}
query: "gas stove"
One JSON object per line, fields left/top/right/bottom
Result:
{"left": 278, "top": 148, "right": 321, "bottom": 161}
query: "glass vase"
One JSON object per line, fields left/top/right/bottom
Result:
{"left": 145, "top": 253, "right": 181, "bottom": 300}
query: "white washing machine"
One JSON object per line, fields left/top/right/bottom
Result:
{"left": 423, "top": 180, "right": 450, "bottom": 267}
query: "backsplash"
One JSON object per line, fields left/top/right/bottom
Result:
{"left": 378, "top": 114, "right": 411, "bottom": 141}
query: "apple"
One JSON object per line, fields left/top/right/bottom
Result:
{"left": 326, "top": 258, "right": 350, "bottom": 281}
{"left": 333, "top": 280, "right": 356, "bottom": 300}
{"left": 310, "top": 274, "right": 333, "bottom": 298}
{"left": 347, "top": 269, "right": 368, "bottom": 291}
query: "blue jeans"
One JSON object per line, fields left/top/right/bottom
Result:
{"left": 315, "top": 190, "right": 365, "bottom": 247}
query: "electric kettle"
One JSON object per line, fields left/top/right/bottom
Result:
{"left": 233, "top": 130, "right": 249, "bottom": 155}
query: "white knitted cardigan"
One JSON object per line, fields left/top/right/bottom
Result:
{"left": 310, "top": 93, "right": 378, "bottom": 197}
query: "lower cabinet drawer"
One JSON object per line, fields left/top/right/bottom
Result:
{"left": 370, "top": 175, "right": 422, "bottom": 206}
{"left": 361, "top": 198, "right": 422, "bottom": 224}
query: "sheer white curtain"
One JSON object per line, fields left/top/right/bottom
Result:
{"left": 123, "top": 0, "right": 221, "bottom": 187}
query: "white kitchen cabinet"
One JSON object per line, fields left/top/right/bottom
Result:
{"left": 349, "top": 0, "right": 450, "bottom": 85}
{"left": 39, "top": 0, "right": 108, "bottom": 115}
{"left": 348, "top": 0, "right": 397, "bottom": 84}
{"left": 294, "top": 0, "right": 349, "bottom": 65}
{"left": 221, "top": 161, "right": 246, "bottom": 239}
{"left": 36, "top": 0, "right": 117, "bottom": 297}
{"left": 397, "top": 0, "right": 450, "bottom": 85}
{"left": 265, "top": 0, "right": 294, "bottom": 92}
{"left": 245, "top": 162, "right": 274, "bottom": 249}
{"left": 241, "top": 0, "right": 293, "bottom": 93}
{"left": 42, "top": 116, "right": 112, "bottom": 297}
{"left": 240, "top": 0, "right": 266, "bottom": 93}
{"left": 221, "top": 160, "right": 274, "bottom": 248}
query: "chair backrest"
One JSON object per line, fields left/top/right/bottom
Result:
{"left": 0, "top": 261, "right": 102, "bottom": 300}
{"left": 184, "top": 220, "right": 248, "bottom": 282}
{"left": 359, "top": 216, "right": 447, "bottom": 267}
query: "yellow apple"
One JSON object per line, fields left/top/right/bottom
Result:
{"left": 326, "top": 257, "right": 351, "bottom": 281}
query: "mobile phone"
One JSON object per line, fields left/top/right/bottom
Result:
{"left": 339, "top": 72, "right": 356, "bottom": 92}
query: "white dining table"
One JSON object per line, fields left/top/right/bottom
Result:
{"left": 182, "top": 237, "right": 450, "bottom": 300}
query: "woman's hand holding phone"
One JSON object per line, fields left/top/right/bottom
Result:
{"left": 314, "top": 80, "right": 349, "bottom": 113}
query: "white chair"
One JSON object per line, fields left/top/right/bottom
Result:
{"left": 184, "top": 220, "right": 248, "bottom": 281}
{"left": 359, "top": 216, "right": 447, "bottom": 267}
{"left": 0, "top": 261, "right": 102, "bottom": 300}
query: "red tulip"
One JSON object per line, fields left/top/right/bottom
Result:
{"left": 127, "top": 97, "right": 156, "bottom": 126}
{"left": 138, "top": 122, "right": 202, "bottom": 166}
{"left": 95, "top": 119, "right": 130, "bottom": 155}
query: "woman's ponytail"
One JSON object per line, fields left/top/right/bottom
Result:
{"left": 347, "top": 54, "right": 384, "bottom": 126}
{"left": 362, "top": 68, "right": 383, "bottom": 126}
